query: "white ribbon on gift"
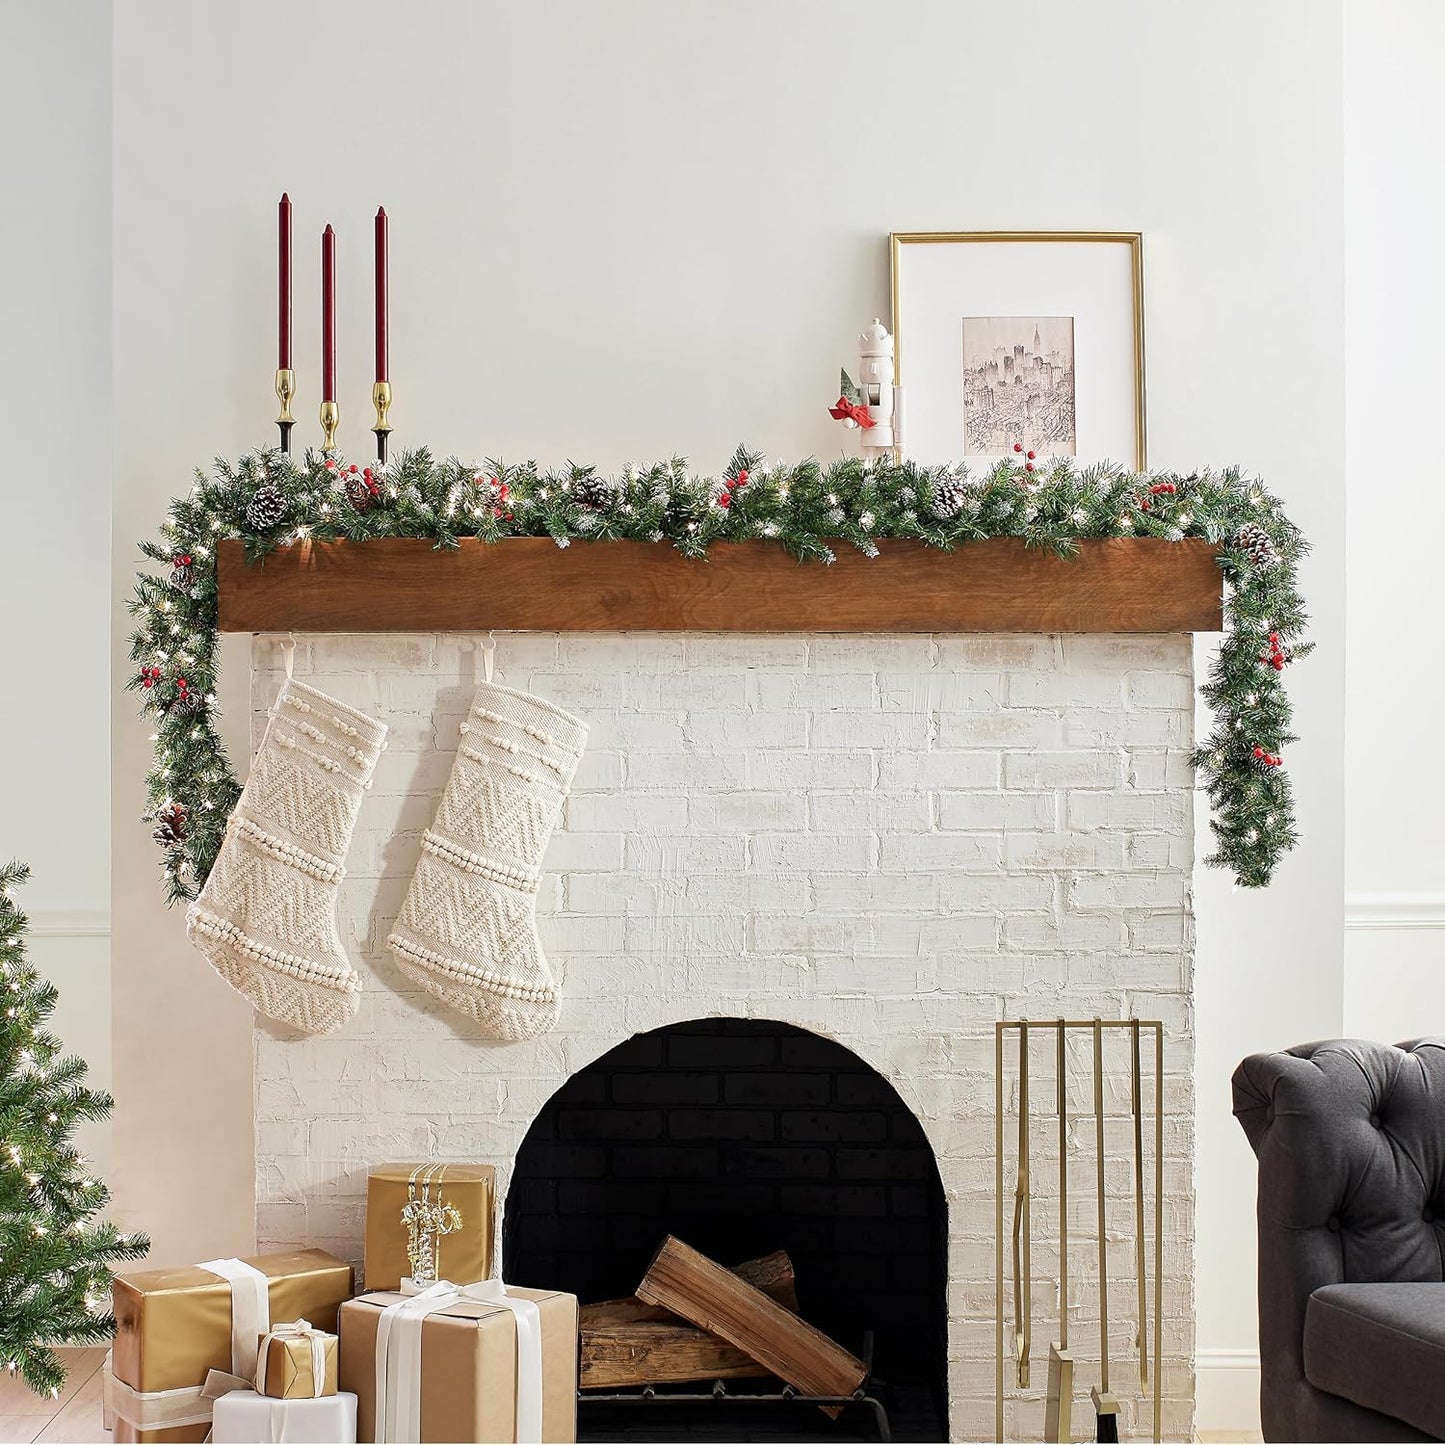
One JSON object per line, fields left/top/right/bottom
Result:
{"left": 103, "top": 1359, "right": 219, "bottom": 1431}
{"left": 198, "top": 1256, "right": 272, "bottom": 1384}
{"left": 105, "top": 1258, "right": 272, "bottom": 1432}
{"left": 255, "top": 1318, "right": 332, "bottom": 1398}
{"left": 373, "top": 1279, "right": 543, "bottom": 1445}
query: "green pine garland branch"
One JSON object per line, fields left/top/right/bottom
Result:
{"left": 0, "top": 863, "right": 149, "bottom": 1399}
{"left": 127, "top": 447, "right": 1309, "bottom": 898}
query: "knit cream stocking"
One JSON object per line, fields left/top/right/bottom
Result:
{"left": 388, "top": 680, "right": 587, "bottom": 1041}
{"left": 187, "top": 677, "right": 387, "bottom": 1035}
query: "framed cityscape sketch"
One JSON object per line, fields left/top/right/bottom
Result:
{"left": 890, "top": 232, "right": 1145, "bottom": 470}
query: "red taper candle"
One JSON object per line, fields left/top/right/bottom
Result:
{"left": 374, "top": 207, "right": 389, "bottom": 383}
{"left": 321, "top": 224, "right": 336, "bottom": 401}
{"left": 278, "top": 194, "right": 292, "bottom": 369}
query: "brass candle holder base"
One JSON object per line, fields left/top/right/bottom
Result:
{"left": 372, "top": 380, "right": 393, "bottom": 464}
{"left": 275, "top": 368, "right": 296, "bottom": 454}
{"left": 319, "top": 399, "right": 340, "bottom": 451}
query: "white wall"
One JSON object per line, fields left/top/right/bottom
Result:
{"left": 1, "top": 2, "right": 113, "bottom": 1174}
{"left": 87, "top": 2, "right": 1344, "bottom": 1434}
{"left": 1342, "top": 0, "right": 1445, "bottom": 1042}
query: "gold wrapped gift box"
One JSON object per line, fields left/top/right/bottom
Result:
{"left": 256, "top": 1327, "right": 340, "bottom": 1399}
{"left": 110, "top": 1249, "right": 353, "bottom": 1443}
{"left": 339, "top": 1287, "right": 578, "bottom": 1443}
{"left": 363, "top": 1162, "right": 495, "bottom": 1291}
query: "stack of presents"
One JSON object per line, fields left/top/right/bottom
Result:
{"left": 104, "top": 1164, "right": 577, "bottom": 1445}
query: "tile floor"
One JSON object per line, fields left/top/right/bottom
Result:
{"left": 0, "top": 1350, "right": 107, "bottom": 1444}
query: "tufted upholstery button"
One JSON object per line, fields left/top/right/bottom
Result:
{"left": 1425, "top": 1207, "right": 1436, "bottom": 1224}
{"left": 1327, "top": 1216, "right": 1341, "bottom": 1232}
{"left": 1265, "top": 1105, "right": 1275, "bottom": 1125}
{"left": 1369, "top": 1112, "right": 1381, "bottom": 1128}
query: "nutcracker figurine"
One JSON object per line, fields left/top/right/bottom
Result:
{"left": 828, "top": 319, "right": 905, "bottom": 460}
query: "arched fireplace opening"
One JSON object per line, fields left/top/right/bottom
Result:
{"left": 504, "top": 1017, "right": 948, "bottom": 1440}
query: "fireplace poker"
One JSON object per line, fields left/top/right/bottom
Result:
{"left": 1012, "top": 1020, "right": 1032, "bottom": 1389}
{"left": 1091, "top": 1018, "right": 1120, "bottom": 1443}
{"left": 1131, "top": 1020, "right": 1149, "bottom": 1393}
{"left": 1045, "top": 1020, "right": 1074, "bottom": 1444}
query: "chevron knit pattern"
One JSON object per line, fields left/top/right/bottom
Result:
{"left": 388, "top": 680, "right": 587, "bottom": 1041}
{"left": 187, "top": 678, "right": 387, "bottom": 1035}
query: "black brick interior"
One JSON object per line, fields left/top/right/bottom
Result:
{"left": 503, "top": 1017, "right": 948, "bottom": 1405}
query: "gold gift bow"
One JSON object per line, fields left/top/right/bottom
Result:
{"left": 255, "top": 1318, "right": 333, "bottom": 1399}
{"left": 401, "top": 1164, "right": 463, "bottom": 1286}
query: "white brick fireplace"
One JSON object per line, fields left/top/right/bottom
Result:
{"left": 251, "top": 628, "right": 1196, "bottom": 1442}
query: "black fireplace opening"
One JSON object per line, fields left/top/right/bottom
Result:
{"left": 504, "top": 1018, "right": 949, "bottom": 1441}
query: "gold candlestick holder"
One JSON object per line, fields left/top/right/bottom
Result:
{"left": 319, "top": 399, "right": 340, "bottom": 451}
{"left": 274, "top": 369, "right": 296, "bottom": 454}
{"left": 372, "top": 380, "right": 393, "bottom": 464}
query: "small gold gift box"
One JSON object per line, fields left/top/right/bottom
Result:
{"left": 256, "top": 1323, "right": 339, "bottom": 1399}
{"left": 364, "top": 1162, "right": 495, "bottom": 1291}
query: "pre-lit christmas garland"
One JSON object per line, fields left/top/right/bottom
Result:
{"left": 128, "top": 444, "right": 1309, "bottom": 901}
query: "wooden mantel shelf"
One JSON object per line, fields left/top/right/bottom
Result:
{"left": 216, "top": 537, "right": 1222, "bottom": 634}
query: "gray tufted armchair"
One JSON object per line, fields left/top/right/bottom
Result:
{"left": 1233, "top": 1038, "right": 1445, "bottom": 1442}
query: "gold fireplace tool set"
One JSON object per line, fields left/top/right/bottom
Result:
{"left": 995, "top": 1019, "right": 1164, "bottom": 1443}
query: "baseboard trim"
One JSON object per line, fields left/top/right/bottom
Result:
{"left": 1196, "top": 1348, "right": 1260, "bottom": 1435}
{"left": 27, "top": 910, "right": 112, "bottom": 939}
{"left": 1344, "top": 893, "right": 1445, "bottom": 931}
{"left": 1197, "top": 1347, "right": 1260, "bottom": 1371}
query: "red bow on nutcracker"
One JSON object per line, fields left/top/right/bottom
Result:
{"left": 827, "top": 368, "right": 878, "bottom": 430}
{"left": 828, "top": 395, "right": 877, "bottom": 429}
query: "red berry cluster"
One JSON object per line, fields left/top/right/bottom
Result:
{"left": 1259, "top": 632, "right": 1289, "bottom": 671}
{"left": 717, "top": 469, "right": 750, "bottom": 509}
{"left": 140, "top": 665, "right": 161, "bottom": 689}
{"left": 328, "top": 457, "right": 389, "bottom": 512}
{"left": 173, "top": 553, "right": 193, "bottom": 568}
{"left": 1252, "top": 745, "right": 1283, "bottom": 767}
{"left": 1137, "top": 481, "right": 1178, "bottom": 513}
{"left": 174, "top": 676, "right": 191, "bottom": 703}
{"left": 1011, "top": 443, "right": 1037, "bottom": 473}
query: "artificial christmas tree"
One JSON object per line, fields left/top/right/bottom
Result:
{"left": 0, "top": 860, "right": 148, "bottom": 1398}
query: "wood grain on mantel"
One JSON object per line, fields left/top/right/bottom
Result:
{"left": 216, "top": 536, "right": 1222, "bottom": 634}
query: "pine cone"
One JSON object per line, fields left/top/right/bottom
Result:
{"left": 170, "top": 557, "right": 194, "bottom": 590}
{"left": 929, "top": 477, "right": 968, "bottom": 521}
{"left": 1235, "top": 523, "right": 1279, "bottom": 569}
{"left": 572, "top": 474, "right": 619, "bottom": 510}
{"left": 151, "top": 803, "right": 187, "bottom": 848}
{"left": 245, "top": 484, "right": 289, "bottom": 531}
{"left": 345, "top": 472, "right": 379, "bottom": 512}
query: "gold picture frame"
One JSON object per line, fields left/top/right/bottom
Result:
{"left": 889, "top": 231, "right": 1147, "bottom": 470}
